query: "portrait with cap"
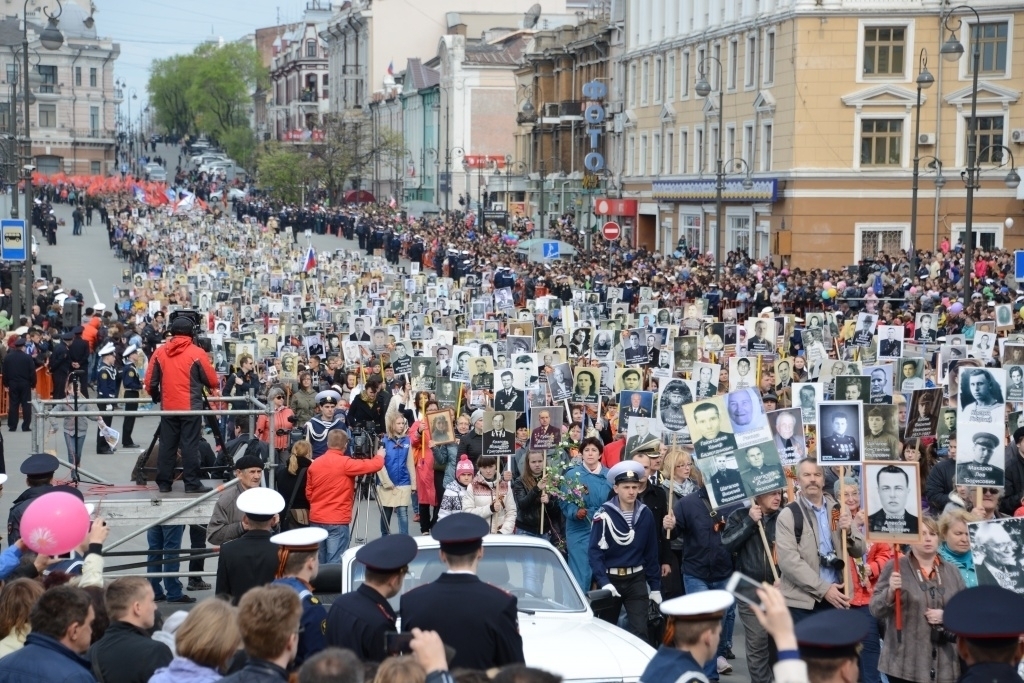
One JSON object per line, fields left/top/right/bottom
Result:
{"left": 956, "top": 427, "right": 1005, "bottom": 487}
{"left": 863, "top": 461, "right": 921, "bottom": 542}
{"left": 903, "top": 388, "right": 942, "bottom": 441}
{"left": 967, "top": 519, "right": 1024, "bottom": 593}
{"left": 657, "top": 378, "right": 692, "bottom": 433}
{"left": 860, "top": 404, "right": 901, "bottom": 461}
{"left": 816, "top": 400, "right": 863, "bottom": 465}
{"left": 737, "top": 441, "right": 785, "bottom": 498}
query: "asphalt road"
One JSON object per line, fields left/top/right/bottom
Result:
{"left": 12, "top": 150, "right": 751, "bottom": 677}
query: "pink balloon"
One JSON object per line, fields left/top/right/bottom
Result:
{"left": 822, "top": 281, "right": 832, "bottom": 289}
{"left": 837, "top": 281, "right": 847, "bottom": 290}
{"left": 909, "top": 287, "right": 918, "bottom": 294}
{"left": 20, "top": 492, "right": 90, "bottom": 556}
{"left": 781, "top": 269, "right": 789, "bottom": 276}
{"left": 942, "top": 297, "right": 950, "bottom": 308}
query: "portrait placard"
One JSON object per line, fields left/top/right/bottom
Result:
{"left": 863, "top": 461, "right": 922, "bottom": 543}
{"left": 816, "top": 401, "right": 864, "bottom": 465}
{"left": 426, "top": 409, "right": 456, "bottom": 446}
{"left": 529, "top": 406, "right": 563, "bottom": 451}
{"left": 968, "top": 518, "right": 1024, "bottom": 593}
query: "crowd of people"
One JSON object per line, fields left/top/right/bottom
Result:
{"left": 0, "top": 169, "right": 1022, "bottom": 683}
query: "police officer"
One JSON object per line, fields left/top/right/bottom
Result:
{"left": 7, "top": 453, "right": 59, "bottom": 545}
{"left": 793, "top": 609, "right": 870, "bottom": 683}
{"left": 270, "top": 527, "right": 330, "bottom": 667}
{"left": 325, "top": 533, "right": 417, "bottom": 662}
{"left": 944, "top": 585, "right": 1024, "bottom": 683}
{"left": 215, "top": 487, "right": 284, "bottom": 604}
{"left": 401, "top": 513, "right": 524, "bottom": 670}
{"left": 121, "top": 345, "right": 143, "bottom": 448}
{"left": 96, "top": 342, "right": 119, "bottom": 454}
{"left": 640, "top": 590, "right": 736, "bottom": 683}
{"left": 589, "top": 460, "right": 662, "bottom": 641}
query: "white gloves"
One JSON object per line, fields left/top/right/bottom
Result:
{"left": 602, "top": 583, "right": 621, "bottom": 598}
{"left": 650, "top": 590, "right": 663, "bottom": 605}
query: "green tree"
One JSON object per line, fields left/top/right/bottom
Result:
{"left": 218, "top": 126, "right": 257, "bottom": 172}
{"left": 257, "top": 144, "right": 313, "bottom": 205}
{"left": 148, "top": 54, "right": 199, "bottom": 137}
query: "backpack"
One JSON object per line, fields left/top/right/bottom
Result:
{"left": 786, "top": 501, "right": 806, "bottom": 545}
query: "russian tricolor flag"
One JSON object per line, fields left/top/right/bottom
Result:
{"left": 387, "top": 60, "right": 394, "bottom": 76}
{"left": 304, "top": 245, "right": 317, "bottom": 273}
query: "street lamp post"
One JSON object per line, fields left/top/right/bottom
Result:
{"left": 501, "top": 154, "right": 528, "bottom": 218}
{"left": 695, "top": 56, "right": 726, "bottom": 274}
{"left": 536, "top": 157, "right": 563, "bottom": 239}
{"left": 910, "top": 49, "right": 934, "bottom": 274}
{"left": 17, "top": 0, "right": 63, "bottom": 319}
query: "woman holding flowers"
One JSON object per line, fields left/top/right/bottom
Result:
{"left": 559, "top": 436, "right": 611, "bottom": 590}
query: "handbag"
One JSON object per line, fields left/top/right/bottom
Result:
{"left": 282, "top": 467, "right": 309, "bottom": 530}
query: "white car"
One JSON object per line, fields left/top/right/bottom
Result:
{"left": 31, "top": 235, "right": 37, "bottom": 263}
{"left": 337, "top": 534, "right": 655, "bottom": 682}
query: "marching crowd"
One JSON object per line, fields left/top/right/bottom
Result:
{"left": 0, "top": 181, "right": 1019, "bottom": 683}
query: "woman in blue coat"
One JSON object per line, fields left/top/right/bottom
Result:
{"left": 559, "top": 436, "right": 611, "bottom": 591}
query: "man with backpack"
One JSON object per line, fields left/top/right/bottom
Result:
{"left": 775, "top": 458, "right": 863, "bottom": 623}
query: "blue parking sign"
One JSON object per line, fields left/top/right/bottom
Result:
{"left": 1016, "top": 251, "right": 1024, "bottom": 281}
{"left": 0, "top": 219, "right": 25, "bottom": 261}
{"left": 542, "top": 241, "right": 559, "bottom": 259}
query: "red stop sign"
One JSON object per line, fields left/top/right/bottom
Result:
{"left": 602, "top": 221, "right": 621, "bottom": 241}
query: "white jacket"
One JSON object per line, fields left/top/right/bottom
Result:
{"left": 461, "top": 473, "right": 517, "bottom": 534}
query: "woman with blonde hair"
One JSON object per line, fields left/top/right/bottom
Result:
{"left": 275, "top": 440, "right": 313, "bottom": 530}
{"left": 377, "top": 411, "right": 415, "bottom": 535}
{"left": 0, "top": 579, "right": 44, "bottom": 657}
{"left": 149, "top": 598, "right": 242, "bottom": 683}
{"left": 938, "top": 508, "right": 977, "bottom": 588}
{"left": 372, "top": 655, "right": 425, "bottom": 683}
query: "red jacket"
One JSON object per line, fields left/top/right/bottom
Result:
{"left": 144, "top": 335, "right": 219, "bottom": 410}
{"left": 82, "top": 317, "right": 101, "bottom": 351}
{"left": 306, "top": 448, "right": 384, "bottom": 525}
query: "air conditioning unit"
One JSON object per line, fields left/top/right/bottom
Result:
{"left": 1011, "top": 129, "right": 1024, "bottom": 144}
{"left": 543, "top": 103, "right": 559, "bottom": 117}
{"left": 918, "top": 133, "right": 936, "bottom": 146}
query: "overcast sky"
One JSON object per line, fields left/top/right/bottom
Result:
{"left": 94, "top": 0, "right": 310, "bottom": 107}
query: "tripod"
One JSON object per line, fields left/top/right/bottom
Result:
{"left": 70, "top": 371, "right": 82, "bottom": 485}
{"left": 349, "top": 472, "right": 388, "bottom": 547}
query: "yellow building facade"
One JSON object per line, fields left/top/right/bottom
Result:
{"left": 619, "top": 0, "right": 1023, "bottom": 270}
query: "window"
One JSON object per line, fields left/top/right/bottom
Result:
{"left": 306, "top": 40, "right": 317, "bottom": 58}
{"left": 696, "top": 126, "right": 705, "bottom": 172}
{"left": 38, "top": 103, "right": 56, "bottom": 128}
{"left": 763, "top": 31, "right": 775, "bottom": 84}
{"left": 970, "top": 22, "right": 1008, "bottom": 75}
{"left": 652, "top": 133, "right": 661, "bottom": 176}
{"left": 0, "top": 102, "right": 9, "bottom": 131}
{"left": 761, "top": 122, "right": 773, "bottom": 171}
{"left": 680, "top": 129, "right": 688, "bottom": 173}
{"left": 36, "top": 65, "right": 56, "bottom": 93}
{"left": 640, "top": 134, "right": 648, "bottom": 175}
{"left": 709, "top": 125, "right": 719, "bottom": 171}
{"left": 711, "top": 44, "right": 721, "bottom": 90}
{"left": 727, "top": 39, "right": 738, "bottom": 90}
{"left": 680, "top": 213, "right": 701, "bottom": 252}
{"left": 667, "top": 53, "right": 676, "bottom": 100}
{"left": 857, "top": 226, "right": 907, "bottom": 261}
{"left": 90, "top": 106, "right": 99, "bottom": 135}
{"left": 666, "top": 131, "right": 674, "bottom": 173}
{"left": 627, "top": 135, "right": 635, "bottom": 175}
{"left": 862, "top": 27, "right": 906, "bottom": 77}
{"left": 973, "top": 116, "right": 1005, "bottom": 163}
{"left": 629, "top": 62, "right": 638, "bottom": 106}
{"left": 743, "top": 123, "right": 755, "bottom": 167}
{"left": 641, "top": 60, "right": 649, "bottom": 105}
{"left": 696, "top": 47, "right": 706, "bottom": 90}
{"left": 728, "top": 214, "right": 752, "bottom": 254}
{"left": 90, "top": 161, "right": 101, "bottom": 175}
{"left": 681, "top": 51, "right": 690, "bottom": 97}
{"left": 74, "top": 66, "right": 81, "bottom": 86}
{"left": 6, "top": 63, "right": 15, "bottom": 85}
{"left": 654, "top": 57, "right": 663, "bottom": 103}
{"left": 745, "top": 35, "right": 757, "bottom": 87}
{"left": 90, "top": 68, "right": 97, "bottom": 87}
{"left": 861, "top": 119, "right": 903, "bottom": 166}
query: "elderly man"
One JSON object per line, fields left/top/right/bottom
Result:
{"left": 973, "top": 523, "right": 1023, "bottom": 591}
{"left": 772, "top": 411, "right": 807, "bottom": 465}
{"left": 207, "top": 451, "right": 268, "bottom": 545}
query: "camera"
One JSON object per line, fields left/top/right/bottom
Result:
{"left": 930, "top": 627, "right": 955, "bottom": 645}
{"left": 350, "top": 421, "right": 379, "bottom": 459}
{"left": 168, "top": 309, "right": 213, "bottom": 352}
{"left": 819, "top": 552, "right": 845, "bottom": 572}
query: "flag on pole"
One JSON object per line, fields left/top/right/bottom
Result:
{"left": 387, "top": 60, "right": 394, "bottom": 76}
{"left": 388, "top": 196, "right": 397, "bottom": 209}
{"left": 174, "top": 191, "right": 195, "bottom": 214}
{"left": 303, "top": 245, "right": 317, "bottom": 273}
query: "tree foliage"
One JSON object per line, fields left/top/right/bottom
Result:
{"left": 257, "top": 144, "right": 314, "bottom": 205}
{"left": 306, "top": 116, "right": 406, "bottom": 204}
{"left": 147, "top": 41, "right": 267, "bottom": 167}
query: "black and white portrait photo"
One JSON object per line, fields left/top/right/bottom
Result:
{"left": 914, "top": 313, "right": 938, "bottom": 342}
{"left": 744, "top": 318, "right": 775, "bottom": 354}
{"left": 390, "top": 341, "right": 412, "bottom": 376}
{"left": 695, "top": 452, "right": 747, "bottom": 508}
{"left": 548, "top": 362, "right": 574, "bottom": 401}
{"left": 1007, "top": 365, "right": 1024, "bottom": 403}
{"left": 693, "top": 362, "right": 720, "bottom": 399}
{"left": 725, "top": 388, "right": 772, "bottom": 447}
{"left": 956, "top": 428, "right": 1005, "bottom": 487}
{"left": 863, "top": 461, "right": 921, "bottom": 542}
{"left": 968, "top": 518, "right": 1024, "bottom": 593}
{"left": 835, "top": 375, "right": 870, "bottom": 403}
{"left": 684, "top": 396, "right": 737, "bottom": 459}
{"left": 493, "top": 369, "right": 526, "bottom": 413}
{"left": 572, "top": 367, "right": 601, "bottom": 405}
{"left": 768, "top": 408, "right": 807, "bottom": 465}
{"left": 958, "top": 367, "right": 1005, "bottom": 428}
{"left": 658, "top": 379, "right": 692, "bottom": 434}
{"left": 816, "top": 401, "right": 863, "bottom": 465}
{"left": 903, "top": 388, "right": 942, "bottom": 440}
{"left": 864, "top": 365, "right": 892, "bottom": 404}
{"left": 623, "top": 328, "right": 649, "bottom": 366}
{"left": 794, "top": 382, "right": 822, "bottom": 426}
{"left": 896, "top": 357, "right": 925, "bottom": 392}
{"left": 729, "top": 356, "right": 758, "bottom": 391}
{"left": 861, "top": 405, "right": 901, "bottom": 461}
{"left": 737, "top": 441, "right": 786, "bottom": 497}
{"left": 877, "top": 325, "right": 903, "bottom": 359}
{"left": 851, "top": 312, "right": 878, "bottom": 347}
{"left": 410, "top": 357, "right": 436, "bottom": 391}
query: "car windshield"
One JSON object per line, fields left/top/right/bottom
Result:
{"left": 351, "top": 544, "right": 586, "bottom": 613}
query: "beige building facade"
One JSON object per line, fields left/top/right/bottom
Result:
{"left": 619, "top": 0, "right": 1023, "bottom": 269}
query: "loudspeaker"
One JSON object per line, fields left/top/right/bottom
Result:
{"left": 40, "top": 264, "right": 52, "bottom": 280}
{"left": 62, "top": 300, "right": 79, "bottom": 330}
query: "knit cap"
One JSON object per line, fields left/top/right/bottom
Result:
{"left": 456, "top": 455, "right": 474, "bottom": 476}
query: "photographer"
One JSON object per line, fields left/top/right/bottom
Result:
{"left": 144, "top": 313, "right": 220, "bottom": 494}
{"left": 306, "top": 430, "right": 384, "bottom": 562}
{"left": 869, "top": 515, "right": 965, "bottom": 683}
{"left": 348, "top": 375, "right": 387, "bottom": 435}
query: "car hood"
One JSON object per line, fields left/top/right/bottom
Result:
{"left": 520, "top": 613, "right": 654, "bottom": 682}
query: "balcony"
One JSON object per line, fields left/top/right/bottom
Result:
{"left": 70, "top": 128, "right": 116, "bottom": 141}
{"left": 299, "top": 90, "right": 318, "bottom": 103}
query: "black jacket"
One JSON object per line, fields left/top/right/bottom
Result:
{"left": 1, "top": 349, "right": 36, "bottom": 389}
{"left": 326, "top": 583, "right": 396, "bottom": 662}
{"left": 1001, "top": 447, "right": 1024, "bottom": 516}
{"left": 69, "top": 337, "right": 90, "bottom": 369}
{"left": 47, "top": 342, "right": 71, "bottom": 375}
{"left": 639, "top": 482, "right": 675, "bottom": 567}
{"left": 511, "top": 477, "right": 563, "bottom": 536}
{"left": 456, "top": 430, "right": 485, "bottom": 465}
{"left": 925, "top": 458, "right": 957, "bottom": 512}
{"left": 7, "top": 484, "right": 54, "bottom": 545}
{"left": 721, "top": 507, "right": 780, "bottom": 584}
{"left": 89, "top": 620, "right": 172, "bottom": 683}
{"left": 215, "top": 529, "right": 279, "bottom": 604}
{"left": 673, "top": 489, "right": 735, "bottom": 582}
{"left": 348, "top": 392, "right": 387, "bottom": 435}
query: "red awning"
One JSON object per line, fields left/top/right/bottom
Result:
{"left": 343, "top": 190, "right": 376, "bottom": 204}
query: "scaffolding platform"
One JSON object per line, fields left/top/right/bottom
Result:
{"left": 83, "top": 482, "right": 226, "bottom": 528}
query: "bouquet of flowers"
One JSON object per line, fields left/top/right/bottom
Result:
{"left": 543, "top": 463, "right": 588, "bottom": 511}
{"left": 558, "top": 432, "right": 581, "bottom": 461}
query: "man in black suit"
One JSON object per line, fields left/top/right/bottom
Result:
{"left": 326, "top": 534, "right": 417, "bottom": 662}
{"left": 493, "top": 371, "right": 524, "bottom": 412}
{"left": 349, "top": 319, "right": 371, "bottom": 342}
{"left": 529, "top": 409, "right": 560, "bottom": 450}
{"left": 747, "top": 320, "right": 772, "bottom": 353}
{"left": 401, "top": 514, "right": 525, "bottom": 669}
{"left": 215, "top": 487, "right": 285, "bottom": 604}
{"left": 879, "top": 327, "right": 902, "bottom": 357}
{"left": 867, "top": 465, "right": 919, "bottom": 536}
{"left": 708, "top": 454, "right": 745, "bottom": 505}
{"left": 484, "top": 413, "right": 515, "bottom": 456}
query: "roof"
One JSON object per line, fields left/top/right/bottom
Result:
{"left": 405, "top": 58, "right": 439, "bottom": 91}
{"left": 464, "top": 33, "right": 527, "bottom": 67}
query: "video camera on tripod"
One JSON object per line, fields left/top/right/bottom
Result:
{"left": 349, "top": 421, "right": 380, "bottom": 459}
{"left": 168, "top": 309, "right": 213, "bottom": 353}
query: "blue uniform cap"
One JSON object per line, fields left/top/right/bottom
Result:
{"left": 21, "top": 452, "right": 60, "bottom": 476}
{"left": 944, "top": 585, "right": 1024, "bottom": 641}
{"left": 431, "top": 513, "right": 489, "bottom": 556}
{"left": 607, "top": 460, "right": 646, "bottom": 485}
{"left": 794, "top": 608, "right": 869, "bottom": 659}
{"left": 355, "top": 534, "right": 418, "bottom": 572}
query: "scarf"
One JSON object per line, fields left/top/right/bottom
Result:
{"left": 938, "top": 542, "right": 977, "bottom": 588}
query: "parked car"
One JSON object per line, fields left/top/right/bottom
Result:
{"left": 148, "top": 168, "right": 167, "bottom": 182}
{"left": 336, "top": 534, "right": 655, "bottom": 683}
